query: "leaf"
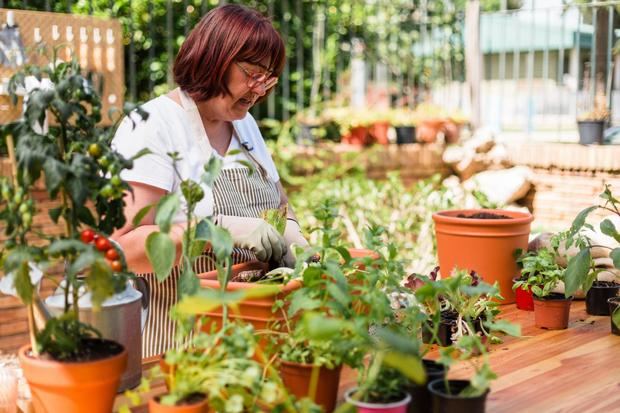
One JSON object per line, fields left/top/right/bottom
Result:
{"left": 179, "top": 266, "right": 199, "bottom": 297}
{"left": 48, "top": 207, "right": 63, "bottom": 223}
{"left": 145, "top": 232, "right": 175, "bottom": 282}
{"left": 201, "top": 156, "right": 223, "bottom": 187}
{"left": 600, "top": 219, "right": 620, "bottom": 242}
{"left": 484, "top": 320, "right": 521, "bottom": 337}
{"left": 132, "top": 204, "right": 153, "bottom": 227}
{"left": 564, "top": 248, "right": 591, "bottom": 297}
{"left": 154, "top": 194, "right": 180, "bottom": 234}
{"left": 613, "top": 307, "right": 620, "bottom": 330}
{"left": 14, "top": 260, "right": 35, "bottom": 305}
{"left": 86, "top": 259, "right": 114, "bottom": 310}
{"left": 382, "top": 351, "right": 426, "bottom": 385}
{"left": 239, "top": 284, "right": 281, "bottom": 299}
{"left": 610, "top": 248, "right": 620, "bottom": 269}
{"left": 42, "top": 158, "right": 67, "bottom": 197}
{"left": 302, "top": 313, "right": 351, "bottom": 340}
{"left": 326, "top": 283, "right": 351, "bottom": 308}
{"left": 569, "top": 206, "right": 597, "bottom": 235}
{"left": 287, "top": 292, "right": 321, "bottom": 317}
{"left": 174, "top": 289, "right": 246, "bottom": 315}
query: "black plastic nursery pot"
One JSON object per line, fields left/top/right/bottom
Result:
{"left": 609, "top": 297, "right": 620, "bottom": 336}
{"left": 586, "top": 282, "right": 620, "bottom": 316}
{"left": 407, "top": 359, "right": 447, "bottom": 413}
{"left": 395, "top": 126, "right": 416, "bottom": 144}
{"left": 577, "top": 120, "right": 605, "bottom": 145}
{"left": 428, "top": 379, "right": 489, "bottom": 413}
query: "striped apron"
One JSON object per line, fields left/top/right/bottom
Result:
{"left": 138, "top": 129, "right": 281, "bottom": 358}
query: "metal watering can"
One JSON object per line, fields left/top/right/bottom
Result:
{"left": 45, "top": 278, "right": 149, "bottom": 392}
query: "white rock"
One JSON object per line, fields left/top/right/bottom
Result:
{"left": 463, "top": 166, "right": 533, "bottom": 205}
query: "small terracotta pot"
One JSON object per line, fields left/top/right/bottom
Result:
{"left": 368, "top": 121, "right": 390, "bottom": 145}
{"left": 18, "top": 341, "right": 127, "bottom": 413}
{"left": 513, "top": 277, "right": 534, "bottom": 311}
{"left": 148, "top": 394, "right": 208, "bottom": 413}
{"left": 416, "top": 119, "right": 445, "bottom": 143}
{"left": 279, "top": 360, "right": 342, "bottom": 413}
{"left": 342, "top": 126, "right": 370, "bottom": 146}
{"left": 533, "top": 295, "right": 572, "bottom": 330}
{"left": 433, "top": 209, "right": 534, "bottom": 304}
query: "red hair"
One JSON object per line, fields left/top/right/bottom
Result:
{"left": 173, "top": 4, "right": 286, "bottom": 102}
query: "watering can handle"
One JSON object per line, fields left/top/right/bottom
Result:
{"left": 132, "top": 277, "right": 150, "bottom": 333}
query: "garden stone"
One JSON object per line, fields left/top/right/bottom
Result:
{"left": 463, "top": 128, "right": 495, "bottom": 153}
{"left": 463, "top": 166, "right": 533, "bottom": 205}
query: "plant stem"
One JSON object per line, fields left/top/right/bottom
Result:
{"left": 27, "top": 303, "right": 39, "bottom": 356}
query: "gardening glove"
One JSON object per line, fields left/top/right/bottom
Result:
{"left": 282, "top": 218, "right": 309, "bottom": 268}
{"left": 217, "top": 215, "right": 286, "bottom": 263}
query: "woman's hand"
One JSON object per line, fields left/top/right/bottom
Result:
{"left": 217, "top": 215, "right": 285, "bottom": 262}
{"left": 282, "top": 218, "right": 309, "bottom": 268}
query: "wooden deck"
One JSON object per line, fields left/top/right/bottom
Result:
{"left": 110, "top": 300, "right": 619, "bottom": 412}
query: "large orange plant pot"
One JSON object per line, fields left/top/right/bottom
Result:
{"left": 18, "top": 342, "right": 127, "bottom": 413}
{"left": 432, "top": 209, "right": 534, "bottom": 304}
{"left": 197, "top": 261, "right": 302, "bottom": 332}
{"left": 279, "top": 360, "right": 342, "bottom": 413}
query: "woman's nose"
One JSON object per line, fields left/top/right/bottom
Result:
{"left": 250, "top": 82, "right": 268, "bottom": 96}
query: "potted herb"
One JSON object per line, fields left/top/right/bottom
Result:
{"left": 0, "top": 59, "right": 146, "bottom": 412}
{"left": 432, "top": 208, "right": 534, "bottom": 303}
{"left": 416, "top": 269, "right": 502, "bottom": 347}
{"left": 577, "top": 95, "right": 609, "bottom": 145}
{"left": 513, "top": 245, "right": 563, "bottom": 312}
{"left": 515, "top": 247, "right": 571, "bottom": 329}
{"left": 345, "top": 365, "right": 411, "bottom": 413}
{"left": 562, "top": 185, "right": 620, "bottom": 317}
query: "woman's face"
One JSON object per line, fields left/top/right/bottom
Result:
{"left": 207, "top": 59, "right": 275, "bottom": 121}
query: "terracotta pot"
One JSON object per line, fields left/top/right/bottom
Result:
{"left": 279, "top": 360, "right": 342, "bottom": 413}
{"left": 197, "top": 261, "right": 301, "bottom": 332}
{"left": 432, "top": 209, "right": 534, "bottom": 304}
{"left": 533, "top": 295, "right": 572, "bottom": 330}
{"left": 416, "top": 119, "right": 444, "bottom": 143}
{"left": 344, "top": 388, "right": 411, "bottom": 413}
{"left": 513, "top": 277, "right": 534, "bottom": 311}
{"left": 149, "top": 394, "right": 208, "bottom": 413}
{"left": 342, "top": 126, "right": 370, "bottom": 146}
{"left": 442, "top": 120, "right": 461, "bottom": 144}
{"left": 18, "top": 340, "right": 127, "bottom": 413}
{"left": 368, "top": 121, "right": 390, "bottom": 145}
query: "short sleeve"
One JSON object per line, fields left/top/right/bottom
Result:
{"left": 112, "top": 109, "right": 175, "bottom": 191}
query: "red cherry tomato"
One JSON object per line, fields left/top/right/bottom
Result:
{"left": 110, "top": 260, "right": 122, "bottom": 272}
{"left": 105, "top": 248, "right": 119, "bottom": 260}
{"left": 95, "top": 237, "right": 112, "bottom": 252}
{"left": 80, "top": 229, "right": 95, "bottom": 244}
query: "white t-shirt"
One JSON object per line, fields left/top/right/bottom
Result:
{"left": 111, "top": 92, "right": 280, "bottom": 222}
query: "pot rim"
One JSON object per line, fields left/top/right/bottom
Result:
{"left": 18, "top": 339, "right": 126, "bottom": 366}
{"left": 427, "top": 378, "right": 490, "bottom": 399}
{"left": 432, "top": 209, "right": 534, "bottom": 226}
{"left": 533, "top": 294, "right": 573, "bottom": 302}
{"left": 344, "top": 387, "right": 411, "bottom": 408}
{"left": 278, "top": 358, "right": 341, "bottom": 371}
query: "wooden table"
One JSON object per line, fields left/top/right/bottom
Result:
{"left": 114, "top": 301, "right": 620, "bottom": 412}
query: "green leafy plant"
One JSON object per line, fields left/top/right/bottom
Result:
{"left": 563, "top": 184, "right": 620, "bottom": 299}
{"left": 514, "top": 247, "right": 566, "bottom": 298}
{"left": 0, "top": 57, "right": 146, "bottom": 359}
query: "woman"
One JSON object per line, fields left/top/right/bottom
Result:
{"left": 111, "top": 4, "right": 307, "bottom": 358}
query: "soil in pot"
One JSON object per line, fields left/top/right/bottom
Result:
{"left": 279, "top": 361, "right": 342, "bottom": 413}
{"left": 149, "top": 393, "right": 208, "bottom": 413}
{"left": 19, "top": 338, "right": 127, "bottom": 413}
{"left": 427, "top": 379, "right": 488, "bottom": 413}
{"left": 407, "top": 359, "right": 446, "bottom": 413}
{"left": 344, "top": 388, "right": 411, "bottom": 413}
{"left": 533, "top": 293, "right": 572, "bottom": 330}
{"left": 586, "top": 281, "right": 620, "bottom": 316}
{"left": 608, "top": 297, "right": 620, "bottom": 335}
{"left": 513, "top": 276, "right": 534, "bottom": 311}
{"left": 456, "top": 212, "right": 512, "bottom": 219}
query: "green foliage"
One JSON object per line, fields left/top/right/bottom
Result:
{"left": 515, "top": 247, "right": 566, "bottom": 298}
{"left": 0, "top": 57, "right": 145, "bottom": 359}
{"left": 563, "top": 184, "right": 620, "bottom": 297}
{"left": 261, "top": 204, "right": 288, "bottom": 236}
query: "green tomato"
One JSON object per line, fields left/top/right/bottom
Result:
{"left": 100, "top": 185, "right": 114, "bottom": 198}
{"left": 18, "top": 203, "right": 29, "bottom": 214}
{"left": 21, "top": 212, "right": 32, "bottom": 227}
{"left": 110, "top": 175, "right": 122, "bottom": 187}
{"left": 88, "top": 143, "right": 102, "bottom": 158}
{"left": 98, "top": 156, "right": 110, "bottom": 169}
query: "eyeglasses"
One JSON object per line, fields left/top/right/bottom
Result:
{"left": 235, "top": 61, "right": 278, "bottom": 90}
